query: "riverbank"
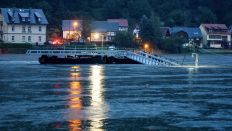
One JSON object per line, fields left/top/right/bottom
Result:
{"left": 198, "top": 49, "right": 232, "bottom": 54}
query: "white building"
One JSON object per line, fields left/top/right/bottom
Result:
{"left": 0, "top": 8, "right": 48, "bottom": 45}
{"left": 200, "top": 24, "right": 231, "bottom": 48}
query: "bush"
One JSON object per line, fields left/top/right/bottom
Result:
{"left": 157, "top": 38, "right": 187, "bottom": 53}
{"left": 112, "top": 32, "right": 139, "bottom": 48}
{"left": 0, "top": 43, "right": 32, "bottom": 48}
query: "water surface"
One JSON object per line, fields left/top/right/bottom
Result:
{"left": 0, "top": 54, "right": 232, "bottom": 130}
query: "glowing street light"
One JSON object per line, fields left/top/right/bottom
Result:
{"left": 73, "top": 21, "right": 78, "bottom": 28}
{"left": 94, "top": 33, "right": 104, "bottom": 54}
{"left": 94, "top": 33, "right": 100, "bottom": 39}
{"left": 144, "top": 43, "right": 149, "bottom": 52}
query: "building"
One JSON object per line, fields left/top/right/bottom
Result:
{"left": 160, "top": 27, "right": 171, "bottom": 38}
{"left": 90, "top": 21, "right": 119, "bottom": 42}
{"left": 62, "top": 20, "right": 119, "bottom": 42}
{"left": 107, "top": 19, "right": 128, "bottom": 31}
{"left": 0, "top": 8, "right": 48, "bottom": 45}
{"left": 200, "top": 24, "right": 231, "bottom": 48}
{"left": 62, "top": 20, "right": 82, "bottom": 40}
{"left": 170, "top": 27, "right": 203, "bottom": 47}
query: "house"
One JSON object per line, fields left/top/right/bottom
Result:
{"left": 170, "top": 27, "right": 203, "bottom": 47}
{"left": 160, "top": 27, "right": 171, "bottom": 38}
{"left": 62, "top": 20, "right": 119, "bottom": 42}
{"left": 62, "top": 20, "right": 82, "bottom": 40}
{"left": 200, "top": 24, "right": 231, "bottom": 48}
{"left": 90, "top": 21, "right": 119, "bottom": 42}
{"left": 107, "top": 19, "right": 128, "bottom": 31}
{"left": 0, "top": 8, "right": 48, "bottom": 45}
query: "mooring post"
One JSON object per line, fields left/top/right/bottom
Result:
{"left": 192, "top": 53, "right": 199, "bottom": 67}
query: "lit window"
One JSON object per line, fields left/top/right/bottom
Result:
{"left": 28, "top": 36, "right": 31, "bottom": 42}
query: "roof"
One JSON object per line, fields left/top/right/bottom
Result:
{"left": 201, "top": 24, "right": 228, "bottom": 30}
{"left": 229, "top": 25, "right": 232, "bottom": 33}
{"left": 91, "top": 21, "right": 119, "bottom": 32}
{"left": 160, "top": 27, "right": 170, "bottom": 36}
{"left": 0, "top": 8, "right": 48, "bottom": 25}
{"left": 62, "top": 20, "right": 119, "bottom": 32}
{"left": 62, "top": 20, "right": 83, "bottom": 31}
{"left": 170, "top": 27, "right": 202, "bottom": 38}
{"left": 107, "top": 19, "right": 128, "bottom": 27}
{"left": 200, "top": 24, "right": 230, "bottom": 35}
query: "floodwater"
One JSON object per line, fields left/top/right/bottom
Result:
{"left": 0, "top": 54, "right": 232, "bottom": 130}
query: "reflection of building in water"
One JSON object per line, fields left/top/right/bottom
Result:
{"left": 89, "top": 65, "right": 107, "bottom": 130}
{"left": 69, "top": 66, "right": 82, "bottom": 131}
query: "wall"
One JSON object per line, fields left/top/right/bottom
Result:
{"left": 3, "top": 24, "right": 47, "bottom": 45}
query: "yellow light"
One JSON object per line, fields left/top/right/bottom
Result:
{"left": 144, "top": 43, "right": 149, "bottom": 49}
{"left": 94, "top": 33, "right": 100, "bottom": 39}
{"left": 73, "top": 21, "right": 78, "bottom": 27}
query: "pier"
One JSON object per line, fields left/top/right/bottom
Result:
{"left": 26, "top": 49, "right": 180, "bottom": 66}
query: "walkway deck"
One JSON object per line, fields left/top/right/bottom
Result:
{"left": 26, "top": 49, "right": 180, "bottom": 66}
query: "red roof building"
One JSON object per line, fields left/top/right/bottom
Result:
{"left": 107, "top": 19, "right": 128, "bottom": 31}
{"left": 200, "top": 24, "right": 231, "bottom": 48}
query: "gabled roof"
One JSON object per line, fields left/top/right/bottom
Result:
{"left": 107, "top": 19, "right": 128, "bottom": 27}
{"left": 200, "top": 24, "right": 230, "bottom": 35}
{"left": 160, "top": 27, "right": 171, "bottom": 36}
{"left": 170, "top": 27, "right": 202, "bottom": 38}
{"left": 201, "top": 24, "right": 228, "bottom": 30}
{"left": 91, "top": 21, "right": 119, "bottom": 32}
{"left": 62, "top": 20, "right": 83, "bottom": 31}
{"left": 62, "top": 20, "right": 119, "bottom": 32}
{"left": 0, "top": 8, "right": 48, "bottom": 25}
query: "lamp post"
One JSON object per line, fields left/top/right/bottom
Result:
{"left": 144, "top": 43, "right": 149, "bottom": 52}
{"left": 73, "top": 21, "right": 78, "bottom": 40}
{"left": 94, "top": 33, "right": 104, "bottom": 54}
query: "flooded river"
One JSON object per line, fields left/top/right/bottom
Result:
{"left": 0, "top": 54, "right": 232, "bottom": 130}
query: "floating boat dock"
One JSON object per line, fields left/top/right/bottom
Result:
{"left": 26, "top": 49, "right": 180, "bottom": 66}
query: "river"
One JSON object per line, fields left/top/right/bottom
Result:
{"left": 0, "top": 54, "right": 232, "bottom": 130}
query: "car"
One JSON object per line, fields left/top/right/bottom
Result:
{"left": 108, "top": 46, "right": 116, "bottom": 50}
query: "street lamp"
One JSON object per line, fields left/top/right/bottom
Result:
{"left": 94, "top": 33, "right": 104, "bottom": 54}
{"left": 144, "top": 43, "right": 149, "bottom": 52}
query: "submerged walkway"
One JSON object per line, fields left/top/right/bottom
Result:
{"left": 26, "top": 49, "right": 180, "bottom": 67}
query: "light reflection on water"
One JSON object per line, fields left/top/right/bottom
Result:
{"left": 0, "top": 54, "right": 232, "bottom": 130}
{"left": 89, "top": 65, "right": 106, "bottom": 130}
{"left": 68, "top": 66, "right": 82, "bottom": 131}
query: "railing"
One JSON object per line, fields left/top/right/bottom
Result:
{"left": 126, "top": 51, "right": 180, "bottom": 66}
{"left": 26, "top": 49, "right": 180, "bottom": 67}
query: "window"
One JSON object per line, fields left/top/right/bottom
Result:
{"left": 39, "top": 26, "right": 42, "bottom": 32}
{"left": 28, "top": 26, "right": 31, "bottom": 33}
{"left": 38, "top": 36, "right": 42, "bottom": 42}
{"left": 22, "top": 36, "right": 25, "bottom": 42}
{"left": 12, "top": 25, "right": 15, "bottom": 32}
{"left": 22, "top": 17, "right": 25, "bottom": 22}
{"left": 209, "top": 35, "right": 221, "bottom": 39}
{"left": 28, "top": 36, "right": 31, "bottom": 42}
{"left": 22, "top": 26, "right": 26, "bottom": 33}
{"left": 12, "top": 36, "right": 14, "bottom": 41}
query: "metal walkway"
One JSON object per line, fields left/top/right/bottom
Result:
{"left": 26, "top": 49, "right": 180, "bottom": 66}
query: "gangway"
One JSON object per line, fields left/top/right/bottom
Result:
{"left": 126, "top": 51, "right": 180, "bottom": 66}
{"left": 26, "top": 49, "right": 180, "bottom": 67}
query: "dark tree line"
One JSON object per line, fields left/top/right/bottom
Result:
{"left": 1, "top": 0, "right": 232, "bottom": 37}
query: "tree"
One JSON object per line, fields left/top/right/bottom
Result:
{"left": 167, "top": 9, "right": 186, "bottom": 26}
{"left": 198, "top": 7, "right": 217, "bottom": 23}
{"left": 113, "top": 32, "right": 138, "bottom": 48}
{"left": 139, "top": 14, "right": 161, "bottom": 46}
{"left": 81, "top": 20, "right": 91, "bottom": 43}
